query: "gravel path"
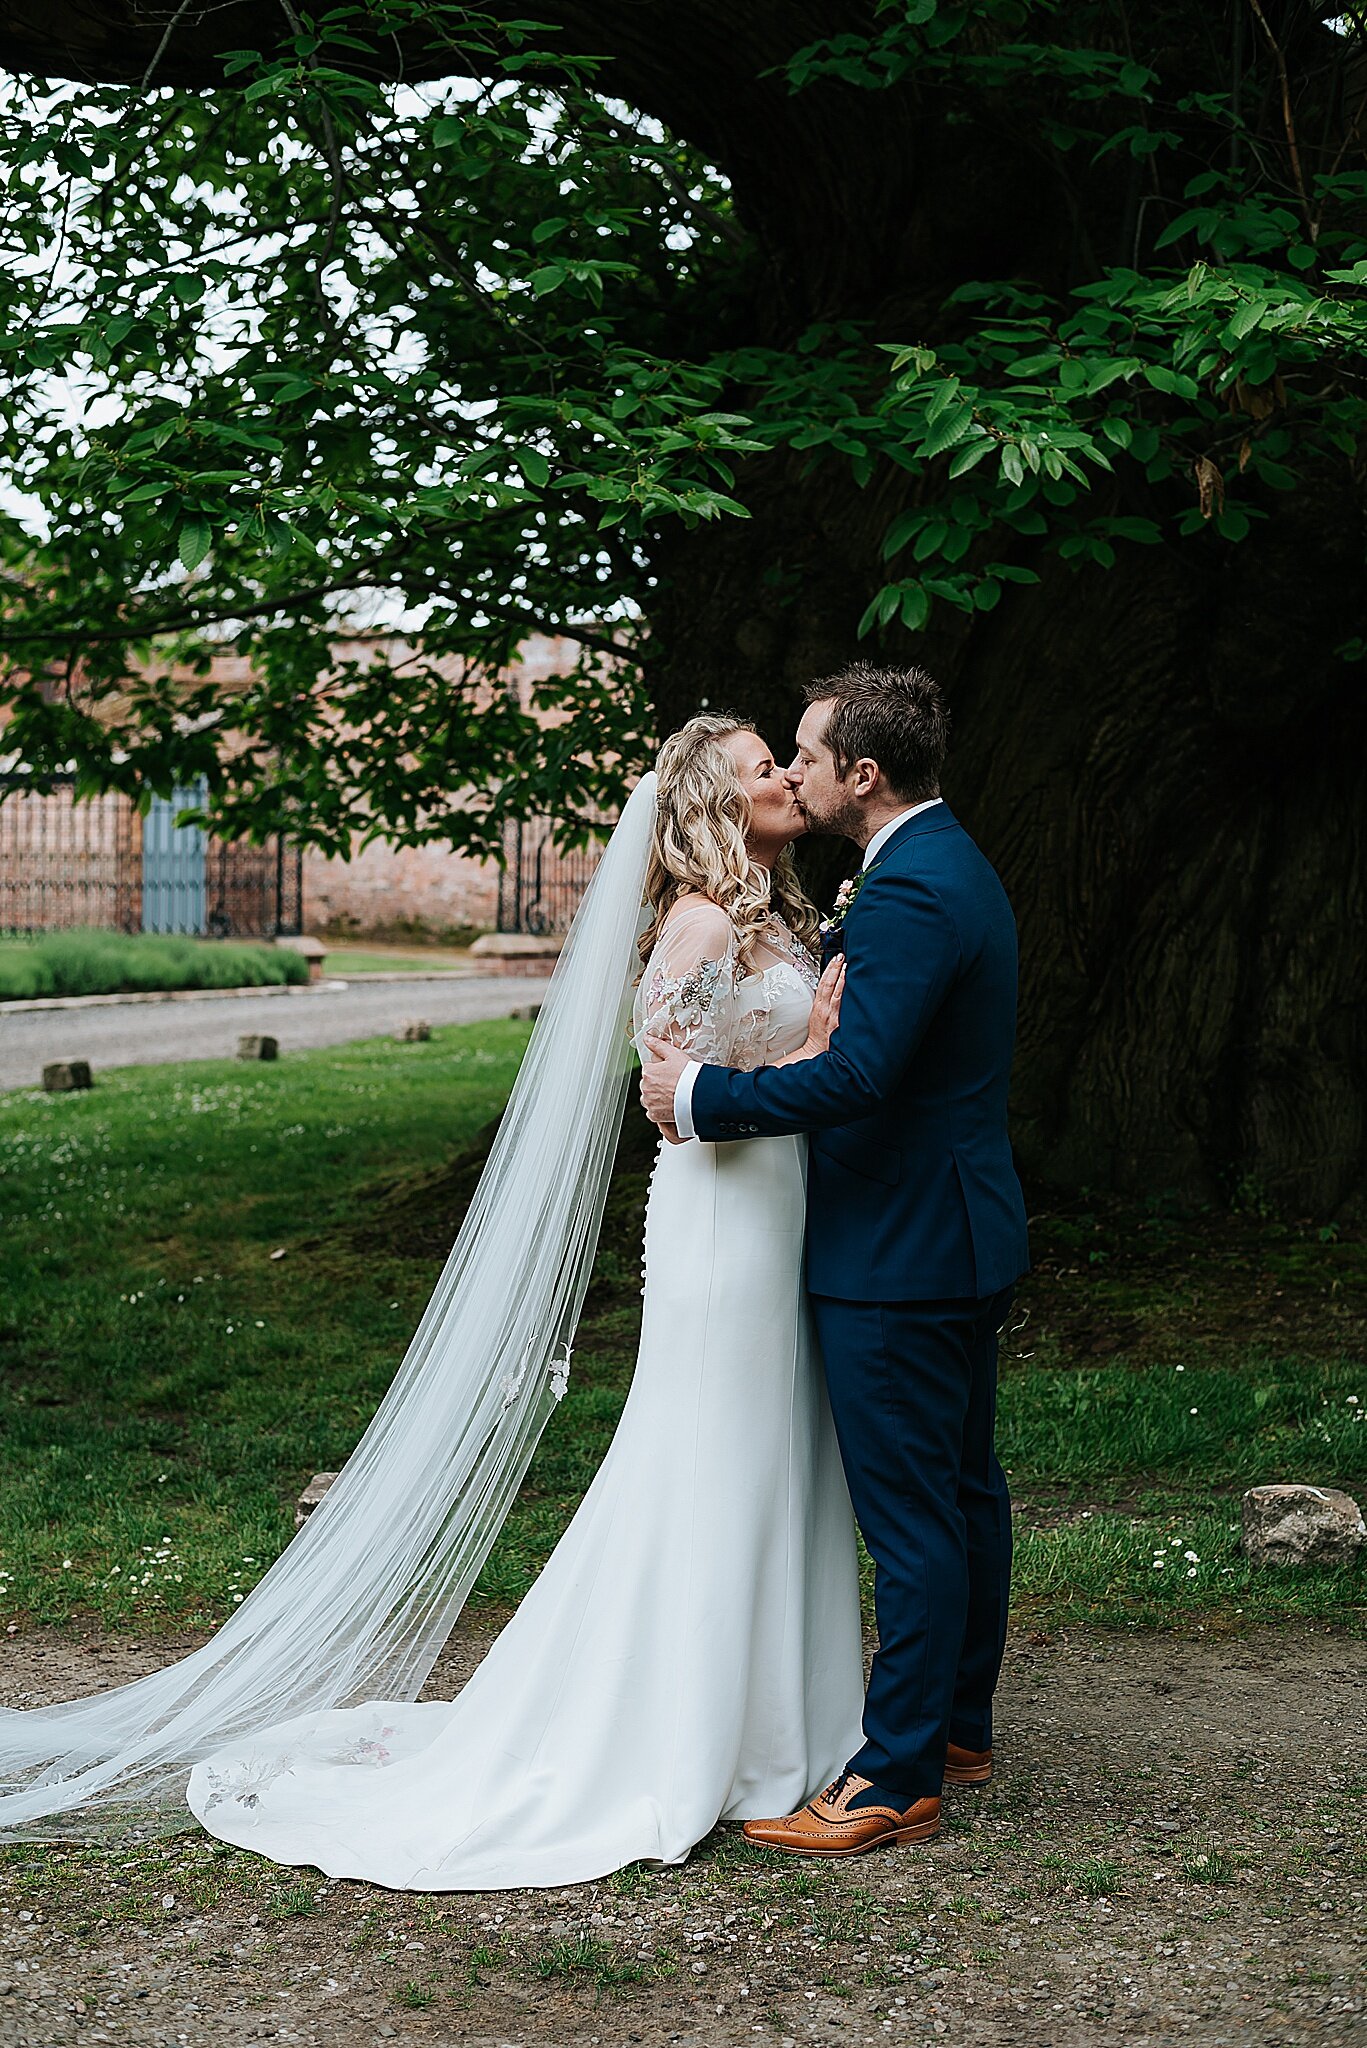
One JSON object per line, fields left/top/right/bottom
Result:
{"left": 0, "top": 978, "right": 549, "bottom": 1093}
{"left": 1, "top": 1622, "right": 1361, "bottom": 2047}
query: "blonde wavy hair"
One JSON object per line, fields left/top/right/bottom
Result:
{"left": 638, "top": 713, "right": 821, "bottom": 973}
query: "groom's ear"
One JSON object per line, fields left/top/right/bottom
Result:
{"left": 850, "top": 757, "right": 882, "bottom": 799}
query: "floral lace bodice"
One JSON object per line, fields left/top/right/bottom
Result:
{"left": 632, "top": 903, "right": 819, "bottom": 1072}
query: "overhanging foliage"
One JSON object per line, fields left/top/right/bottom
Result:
{"left": 0, "top": 1, "right": 1363, "bottom": 855}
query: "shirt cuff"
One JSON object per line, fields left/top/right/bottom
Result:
{"left": 673, "top": 1060, "right": 702, "bottom": 1141}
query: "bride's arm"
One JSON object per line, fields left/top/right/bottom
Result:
{"left": 632, "top": 898, "right": 744, "bottom": 1069}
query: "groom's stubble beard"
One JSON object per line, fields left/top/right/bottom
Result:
{"left": 795, "top": 783, "right": 867, "bottom": 845}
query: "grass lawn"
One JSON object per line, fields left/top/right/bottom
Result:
{"left": 0, "top": 1024, "right": 1363, "bottom": 1641}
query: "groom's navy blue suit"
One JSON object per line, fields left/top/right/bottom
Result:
{"left": 689, "top": 802, "right": 1029, "bottom": 1800}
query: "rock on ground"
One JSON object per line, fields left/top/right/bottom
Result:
{"left": 1241, "top": 1484, "right": 1366, "bottom": 1567}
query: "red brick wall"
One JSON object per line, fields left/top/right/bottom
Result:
{"left": 303, "top": 836, "right": 500, "bottom": 939}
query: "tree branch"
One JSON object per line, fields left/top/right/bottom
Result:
{"left": 138, "top": 0, "right": 200, "bottom": 91}
{"left": 1245, "top": 0, "right": 1316, "bottom": 242}
{"left": 0, "top": 567, "right": 409, "bottom": 647}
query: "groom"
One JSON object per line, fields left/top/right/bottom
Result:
{"left": 640, "top": 660, "right": 1029, "bottom": 1857}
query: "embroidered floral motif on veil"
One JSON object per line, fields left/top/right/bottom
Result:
{"left": 550, "top": 1342, "right": 573, "bottom": 1403}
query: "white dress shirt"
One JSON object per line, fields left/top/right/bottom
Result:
{"left": 670, "top": 799, "right": 944, "bottom": 1139}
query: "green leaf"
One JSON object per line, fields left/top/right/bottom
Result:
{"left": 1085, "top": 359, "right": 1136, "bottom": 395}
{"left": 177, "top": 520, "right": 212, "bottom": 573}
{"left": 919, "top": 407, "right": 975, "bottom": 458}
{"left": 1225, "top": 299, "right": 1269, "bottom": 342}
{"left": 881, "top": 510, "right": 924, "bottom": 561}
{"left": 898, "top": 583, "right": 929, "bottom": 631}
{"left": 923, "top": 379, "right": 962, "bottom": 426}
{"left": 948, "top": 438, "right": 994, "bottom": 478}
{"left": 519, "top": 448, "right": 550, "bottom": 488}
{"left": 1143, "top": 365, "right": 1200, "bottom": 399}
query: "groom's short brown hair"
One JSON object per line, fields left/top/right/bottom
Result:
{"left": 804, "top": 662, "right": 950, "bottom": 801}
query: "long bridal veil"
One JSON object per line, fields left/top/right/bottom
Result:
{"left": 0, "top": 772, "right": 658, "bottom": 1841}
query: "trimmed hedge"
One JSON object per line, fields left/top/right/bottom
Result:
{"left": 0, "top": 929, "right": 310, "bottom": 1001}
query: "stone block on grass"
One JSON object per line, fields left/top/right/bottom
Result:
{"left": 468, "top": 933, "right": 562, "bottom": 978}
{"left": 237, "top": 1034, "right": 279, "bottom": 1060}
{"left": 275, "top": 933, "right": 327, "bottom": 982}
{"left": 42, "top": 1060, "right": 92, "bottom": 1092}
{"left": 1241, "top": 1484, "right": 1365, "bottom": 1567}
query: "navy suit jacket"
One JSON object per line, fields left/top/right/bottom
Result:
{"left": 689, "top": 803, "right": 1030, "bottom": 1302}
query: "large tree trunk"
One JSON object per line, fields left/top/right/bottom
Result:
{"left": 961, "top": 480, "right": 1365, "bottom": 1217}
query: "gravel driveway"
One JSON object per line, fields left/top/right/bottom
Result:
{"left": 0, "top": 977, "right": 550, "bottom": 1093}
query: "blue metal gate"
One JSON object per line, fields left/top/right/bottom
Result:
{"left": 141, "top": 781, "right": 208, "bottom": 935}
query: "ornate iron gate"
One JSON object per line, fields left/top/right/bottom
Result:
{"left": 0, "top": 772, "right": 303, "bottom": 939}
{"left": 497, "top": 815, "right": 610, "bottom": 935}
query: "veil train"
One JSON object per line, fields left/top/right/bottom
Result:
{"left": 0, "top": 773, "right": 658, "bottom": 1841}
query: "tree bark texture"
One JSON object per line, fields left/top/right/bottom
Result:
{"left": 2, "top": 0, "right": 1362, "bottom": 1214}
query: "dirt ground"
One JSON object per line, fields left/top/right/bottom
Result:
{"left": 1, "top": 1622, "right": 1362, "bottom": 2048}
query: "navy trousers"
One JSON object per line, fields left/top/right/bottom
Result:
{"left": 810, "top": 1286, "right": 1015, "bottom": 1801}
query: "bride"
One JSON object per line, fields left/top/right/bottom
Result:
{"left": 0, "top": 715, "right": 864, "bottom": 1888}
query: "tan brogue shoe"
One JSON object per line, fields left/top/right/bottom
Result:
{"left": 944, "top": 1741, "right": 992, "bottom": 1785}
{"left": 742, "top": 1771, "right": 941, "bottom": 1859}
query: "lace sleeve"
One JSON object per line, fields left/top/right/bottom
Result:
{"left": 632, "top": 899, "right": 754, "bottom": 1067}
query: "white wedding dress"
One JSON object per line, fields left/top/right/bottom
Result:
{"left": 185, "top": 903, "right": 864, "bottom": 1890}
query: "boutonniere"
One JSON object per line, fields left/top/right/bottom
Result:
{"left": 819, "top": 865, "right": 876, "bottom": 942}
